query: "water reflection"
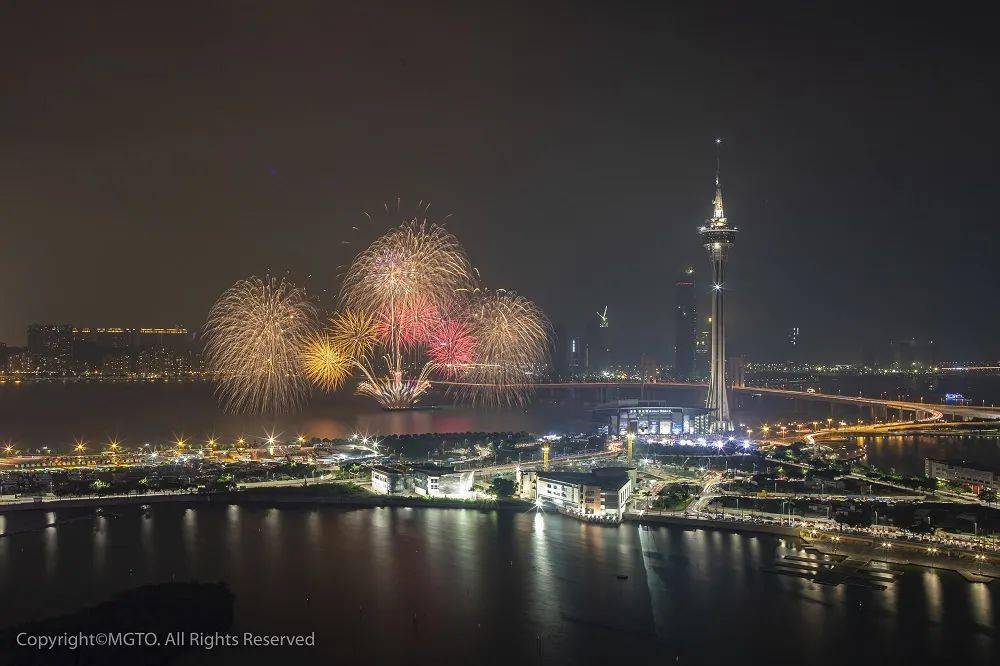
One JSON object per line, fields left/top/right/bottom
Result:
{"left": 141, "top": 507, "right": 155, "bottom": 567}
{"left": 969, "top": 581, "right": 993, "bottom": 629}
{"left": 92, "top": 515, "right": 107, "bottom": 576}
{"left": 182, "top": 507, "right": 197, "bottom": 566}
{"left": 0, "top": 506, "right": 995, "bottom": 664}
{"left": 0, "top": 382, "right": 592, "bottom": 451}
{"left": 923, "top": 571, "right": 943, "bottom": 625}
{"left": 226, "top": 504, "right": 242, "bottom": 570}
{"left": 43, "top": 512, "right": 57, "bottom": 576}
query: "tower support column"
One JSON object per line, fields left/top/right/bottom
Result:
{"left": 699, "top": 141, "right": 737, "bottom": 433}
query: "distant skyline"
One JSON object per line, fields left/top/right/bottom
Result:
{"left": 2, "top": 3, "right": 997, "bottom": 361}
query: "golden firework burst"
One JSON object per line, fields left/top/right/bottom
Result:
{"left": 462, "top": 289, "right": 551, "bottom": 406}
{"left": 203, "top": 276, "right": 317, "bottom": 414}
{"left": 329, "top": 308, "right": 381, "bottom": 361}
{"left": 301, "top": 332, "right": 352, "bottom": 391}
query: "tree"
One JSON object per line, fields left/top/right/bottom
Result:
{"left": 491, "top": 477, "right": 516, "bottom": 498}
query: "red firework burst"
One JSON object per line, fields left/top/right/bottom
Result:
{"left": 428, "top": 319, "right": 476, "bottom": 376}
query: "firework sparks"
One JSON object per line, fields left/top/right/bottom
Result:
{"left": 462, "top": 289, "right": 551, "bottom": 406}
{"left": 301, "top": 332, "right": 351, "bottom": 391}
{"left": 329, "top": 308, "right": 381, "bottom": 361}
{"left": 355, "top": 360, "right": 434, "bottom": 410}
{"left": 427, "top": 318, "right": 476, "bottom": 376}
{"left": 381, "top": 293, "right": 442, "bottom": 348}
{"left": 340, "top": 220, "right": 473, "bottom": 315}
{"left": 337, "top": 218, "right": 474, "bottom": 408}
{"left": 204, "top": 276, "right": 317, "bottom": 414}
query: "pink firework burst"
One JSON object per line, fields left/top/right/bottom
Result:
{"left": 428, "top": 319, "right": 476, "bottom": 376}
{"left": 376, "top": 295, "right": 442, "bottom": 348}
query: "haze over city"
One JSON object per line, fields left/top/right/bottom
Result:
{"left": 2, "top": 3, "right": 997, "bottom": 361}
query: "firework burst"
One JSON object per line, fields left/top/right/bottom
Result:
{"left": 427, "top": 318, "right": 476, "bottom": 376}
{"left": 204, "top": 276, "right": 318, "bottom": 414}
{"left": 337, "top": 218, "right": 475, "bottom": 408}
{"left": 329, "top": 308, "right": 381, "bottom": 361}
{"left": 301, "top": 332, "right": 351, "bottom": 391}
{"left": 462, "top": 289, "right": 551, "bottom": 406}
{"left": 340, "top": 220, "right": 473, "bottom": 315}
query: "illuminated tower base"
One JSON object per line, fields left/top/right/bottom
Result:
{"left": 626, "top": 431, "right": 635, "bottom": 465}
{"left": 541, "top": 443, "right": 550, "bottom": 471}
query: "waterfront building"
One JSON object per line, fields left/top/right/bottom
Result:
{"left": 371, "top": 464, "right": 408, "bottom": 495}
{"left": 593, "top": 399, "right": 713, "bottom": 436}
{"left": 527, "top": 467, "right": 634, "bottom": 519}
{"left": 699, "top": 142, "right": 738, "bottom": 431}
{"left": 924, "top": 458, "right": 998, "bottom": 493}
{"left": 674, "top": 268, "right": 696, "bottom": 379}
{"left": 411, "top": 465, "right": 475, "bottom": 498}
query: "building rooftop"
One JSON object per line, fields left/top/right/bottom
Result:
{"left": 537, "top": 467, "right": 632, "bottom": 491}
{"left": 370, "top": 464, "right": 408, "bottom": 475}
{"left": 926, "top": 458, "right": 999, "bottom": 473}
{"left": 410, "top": 464, "right": 458, "bottom": 476}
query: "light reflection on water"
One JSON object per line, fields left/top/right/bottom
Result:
{"left": 0, "top": 383, "right": 594, "bottom": 451}
{"left": 0, "top": 505, "right": 995, "bottom": 664}
{"left": 863, "top": 433, "right": 1000, "bottom": 476}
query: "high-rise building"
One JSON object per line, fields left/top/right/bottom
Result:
{"left": 694, "top": 320, "right": 710, "bottom": 378}
{"left": 567, "top": 335, "right": 585, "bottom": 374}
{"left": 674, "top": 268, "right": 696, "bottom": 379}
{"left": 27, "top": 324, "right": 73, "bottom": 373}
{"left": 24, "top": 324, "right": 199, "bottom": 376}
{"left": 788, "top": 326, "right": 800, "bottom": 361}
{"left": 699, "top": 140, "right": 737, "bottom": 431}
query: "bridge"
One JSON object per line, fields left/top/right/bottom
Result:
{"left": 460, "top": 381, "right": 1000, "bottom": 423}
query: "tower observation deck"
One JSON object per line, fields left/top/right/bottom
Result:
{"left": 699, "top": 140, "right": 737, "bottom": 431}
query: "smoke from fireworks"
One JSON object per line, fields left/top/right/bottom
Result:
{"left": 204, "top": 276, "right": 318, "bottom": 413}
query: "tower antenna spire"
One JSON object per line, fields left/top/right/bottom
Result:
{"left": 715, "top": 137, "right": 721, "bottom": 187}
{"left": 711, "top": 138, "right": 725, "bottom": 222}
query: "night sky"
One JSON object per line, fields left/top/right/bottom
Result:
{"left": 1, "top": 2, "right": 996, "bottom": 362}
